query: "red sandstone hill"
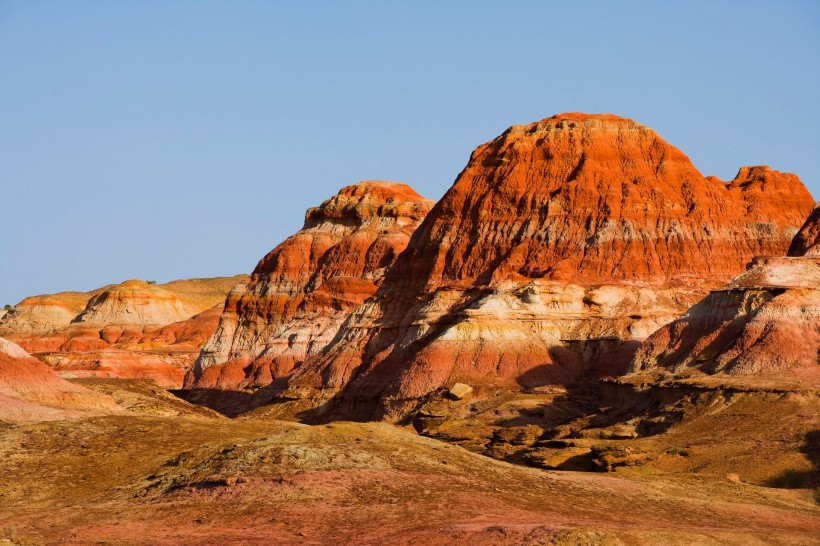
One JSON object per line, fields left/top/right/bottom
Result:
{"left": 187, "top": 181, "right": 434, "bottom": 390}
{"left": 630, "top": 202, "right": 820, "bottom": 387}
{"left": 0, "top": 276, "right": 247, "bottom": 388}
{"left": 272, "top": 113, "right": 813, "bottom": 419}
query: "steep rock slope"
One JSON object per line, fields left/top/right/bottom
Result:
{"left": 630, "top": 203, "right": 820, "bottom": 386}
{"left": 187, "top": 181, "right": 434, "bottom": 389}
{"left": 0, "top": 337, "right": 117, "bottom": 422}
{"left": 279, "top": 113, "right": 813, "bottom": 419}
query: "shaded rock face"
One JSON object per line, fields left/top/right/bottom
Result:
{"left": 0, "top": 337, "right": 117, "bottom": 422}
{"left": 788, "top": 203, "right": 820, "bottom": 257}
{"left": 186, "top": 181, "right": 434, "bottom": 389}
{"left": 630, "top": 204, "right": 820, "bottom": 386}
{"left": 0, "top": 277, "right": 246, "bottom": 388}
{"left": 278, "top": 113, "right": 812, "bottom": 419}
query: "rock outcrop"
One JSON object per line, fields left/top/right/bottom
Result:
{"left": 0, "top": 276, "right": 247, "bottom": 387}
{"left": 0, "top": 337, "right": 117, "bottom": 421}
{"left": 187, "top": 181, "right": 434, "bottom": 389}
{"left": 274, "top": 113, "right": 812, "bottom": 419}
{"left": 630, "top": 203, "right": 820, "bottom": 386}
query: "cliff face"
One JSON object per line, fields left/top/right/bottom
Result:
{"left": 186, "top": 181, "right": 434, "bottom": 389}
{"left": 277, "top": 113, "right": 813, "bottom": 419}
{"left": 630, "top": 203, "right": 820, "bottom": 387}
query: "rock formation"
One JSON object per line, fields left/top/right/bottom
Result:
{"left": 0, "top": 336, "right": 117, "bottom": 421}
{"left": 630, "top": 203, "right": 820, "bottom": 386}
{"left": 187, "top": 181, "right": 434, "bottom": 389}
{"left": 0, "top": 276, "right": 246, "bottom": 387}
{"left": 0, "top": 290, "right": 105, "bottom": 337}
{"left": 274, "top": 113, "right": 812, "bottom": 419}
{"left": 73, "top": 280, "right": 192, "bottom": 326}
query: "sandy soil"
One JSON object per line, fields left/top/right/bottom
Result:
{"left": 0, "top": 381, "right": 818, "bottom": 545}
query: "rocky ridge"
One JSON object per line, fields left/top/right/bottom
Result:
{"left": 788, "top": 202, "right": 820, "bottom": 256}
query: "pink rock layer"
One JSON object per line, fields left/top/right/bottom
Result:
{"left": 0, "top": 337, "right": 117, "bottom": 422}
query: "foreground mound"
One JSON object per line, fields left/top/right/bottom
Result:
{"left": 272, "top": 113, "right": 812, "bottom": 419}
{"left": 0, "top": 337, "right": 116, "bottom": 422}
{"left": 187, "top": 181, "right": 434, "bottom": 389}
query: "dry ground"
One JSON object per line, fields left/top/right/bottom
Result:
{"left": 0, "top": 380, "right": 819, "bottom": 545}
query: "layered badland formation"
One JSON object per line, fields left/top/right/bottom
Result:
{"left": 0, "top": 276, "right": 247, "bottom": 387}
{"left": 2, "top": 113, "right": 819, "bottom": 544}
{"left": 190, "top": 113, "right": 813, "bottom": 421}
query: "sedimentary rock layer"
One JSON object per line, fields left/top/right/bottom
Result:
{"left": 187, "top": 181, "right": 434, "bottom": 389}
{"left": 788, "top": 203, "right": 820, "bottom": 256}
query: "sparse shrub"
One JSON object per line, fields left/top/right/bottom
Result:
{"left": 2, "top": 304, "right": 12, "bottom": 311}
{"left": 665, "top": 447, "right": 689, "bottom": 457}
{"left": 147, "top": 280, "right": 157, "bottom": 285}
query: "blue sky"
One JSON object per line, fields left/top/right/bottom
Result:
{"left": 1, "top": 1, "right": 818, "bottom": 305}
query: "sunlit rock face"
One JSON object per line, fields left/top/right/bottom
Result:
{"left": 788, "top": 202, "right": 820, "bottom": 257}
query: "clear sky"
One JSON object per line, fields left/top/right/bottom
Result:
{"left": 1, "top": 1, "right": 819, "bottom": 306}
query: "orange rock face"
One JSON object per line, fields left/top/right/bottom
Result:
{"left": 187, "top": 181, "right": 434, "bottom": 389}
{"left": 0, "top": 277, "right": 246, "bottom": 388}
{"left": 630, "top": 203, "right": 820, "bottom": 386}
{"left": 277, "top": 114, "right": 813, "bottom": 419}
{"left": 0, "top": 337, "right": 117, "bottom": 422}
